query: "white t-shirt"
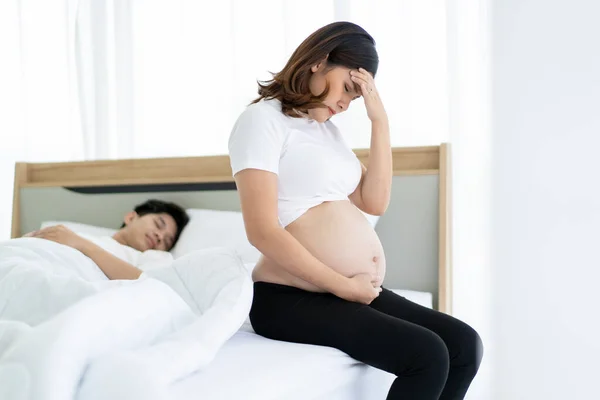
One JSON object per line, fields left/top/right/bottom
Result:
{"left": 78, "top": 232, "right": 174, "bottom": 272}
{"left": 228, "top": 98, "right": 362, "bottom": 227}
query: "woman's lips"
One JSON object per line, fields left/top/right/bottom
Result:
{"left": 328, "top": 106, "right": 336, "bottom": 116}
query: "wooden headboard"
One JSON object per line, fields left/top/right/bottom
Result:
{"left": 11, "top": 144, "right": 452, "bottom": 313}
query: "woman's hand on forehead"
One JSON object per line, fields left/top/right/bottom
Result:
{"left": 350, "top": 68, "right": 387, "bottom": 123}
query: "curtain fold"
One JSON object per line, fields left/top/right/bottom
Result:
{"left": 77, "top": 0, "right": 134, "bottom": 159}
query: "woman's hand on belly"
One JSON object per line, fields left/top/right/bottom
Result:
{"left": 250, "top": 200, "right": 387, "bottom": 297}
{"left": 255, "top": 260, "right": 382, "bottom": 305}
{"left": 340, "top": 273, "right": 382, "bottom": 304}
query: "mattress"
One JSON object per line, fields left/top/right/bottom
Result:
{"left": 170, "top": 289, "right": 432, "bottom": 400}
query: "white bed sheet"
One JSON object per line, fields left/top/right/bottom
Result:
{"left": 171, "top": 330, "right": 394, "bottom": 400}
{"left": 170, "top": 289, "right": 433, "bottom": 400}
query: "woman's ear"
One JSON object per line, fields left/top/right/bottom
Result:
{"left": 311, "top": 55, "right": 329, "bottom": 73}
{"left": 123, "top": 211, "right": 138, "bottom": 226}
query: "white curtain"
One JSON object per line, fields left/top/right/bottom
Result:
{"left": 0, "top": 0, "right": 135, "bottom": 238}
{"left": 0, "top": 0, "right": 84, "bottom": 239}
{"left": 0, "top": 0, "right": 23, "bottom": 240}
{"left": 77, "top": 0, "right": 136, "bottom": 159}
{"left": 127, "top": 0, "right": 450, "bottom": 157}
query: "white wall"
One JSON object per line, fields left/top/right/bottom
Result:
{"left": 491, "top": 1, "right": 600, "bottom": 399}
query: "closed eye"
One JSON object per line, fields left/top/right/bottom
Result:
{"left": 346, "top": 81, "right": 361, "bottom": 100}
{"left": 156, "top": 217, "right": 174, "bottom": 249}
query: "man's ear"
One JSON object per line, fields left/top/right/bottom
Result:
{"left": 123, "top": 211, "right": 138, "bottom": 226}
{"left": 311, "top": 55, "right": 329, "bottom": 73}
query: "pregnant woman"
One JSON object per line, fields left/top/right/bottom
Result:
{"left": 228, "top": 21, "right": 483, "bottom": 400}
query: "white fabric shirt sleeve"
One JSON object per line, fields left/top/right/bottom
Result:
{"left": 228, "top": 103, "right": 287, "bottom": 176}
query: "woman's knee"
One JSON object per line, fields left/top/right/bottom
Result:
{"left": 451, "top": 323, "right": 484, "bottom": 376}
{"left": 464, "top": 325, "right": 484, "bottom": 372}
{"left": 396, "top": 329, "right": 450, "bottom": 382}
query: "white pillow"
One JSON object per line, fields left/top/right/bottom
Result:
{"left": 171, "top": 209, "right": 261, "bottom": 264}
{"left": 40, "top": 221, "right": 118, "bottom": 237}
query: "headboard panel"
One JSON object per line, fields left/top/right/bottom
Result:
{"left": 11, "top": 145, "right": 452, "bottom": 313}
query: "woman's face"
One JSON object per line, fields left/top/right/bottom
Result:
{"left": 308, "top": 62, "right": 362, "bottom": 123}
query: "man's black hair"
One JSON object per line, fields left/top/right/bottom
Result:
{"left": 121, "top": 199, "right": 190, "bottom": 248}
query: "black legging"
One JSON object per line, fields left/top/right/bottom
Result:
{"left": 250, "top": 282, "right": 483, "bottom": 400}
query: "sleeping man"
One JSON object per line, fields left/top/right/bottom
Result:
{"left": 0, "top": 199, "right": 189, "bottom": 326}
{"left": 0, "top": 200, "right": 252, "bottom": 395}
{"left": 22, "top": 199, "right": 190, "bottom": 280}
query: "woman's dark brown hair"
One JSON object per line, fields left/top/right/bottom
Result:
{"left": 252, "top": 21, "right": 378, "bottom": 118}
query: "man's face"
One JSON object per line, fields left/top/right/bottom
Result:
{"left": 121, "top": 212, "right": 178, "bottom": 252}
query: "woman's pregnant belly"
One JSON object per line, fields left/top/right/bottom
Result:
{"left": 252, "top": 200, "right": 386, "bottom": 292}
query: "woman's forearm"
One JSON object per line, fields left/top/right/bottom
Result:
{"left": 249, "top": 227, "right": 351, "bottom": 296}
{"left": 361, "top": 119, "right": 392, "bottom": 214}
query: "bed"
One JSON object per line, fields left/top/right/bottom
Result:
{"left": 10, "top": 144, "right": 452, "bottom": 399}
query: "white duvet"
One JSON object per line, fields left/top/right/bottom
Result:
{"left": 0, "top": 238, "right": 253, "bottom": 400}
